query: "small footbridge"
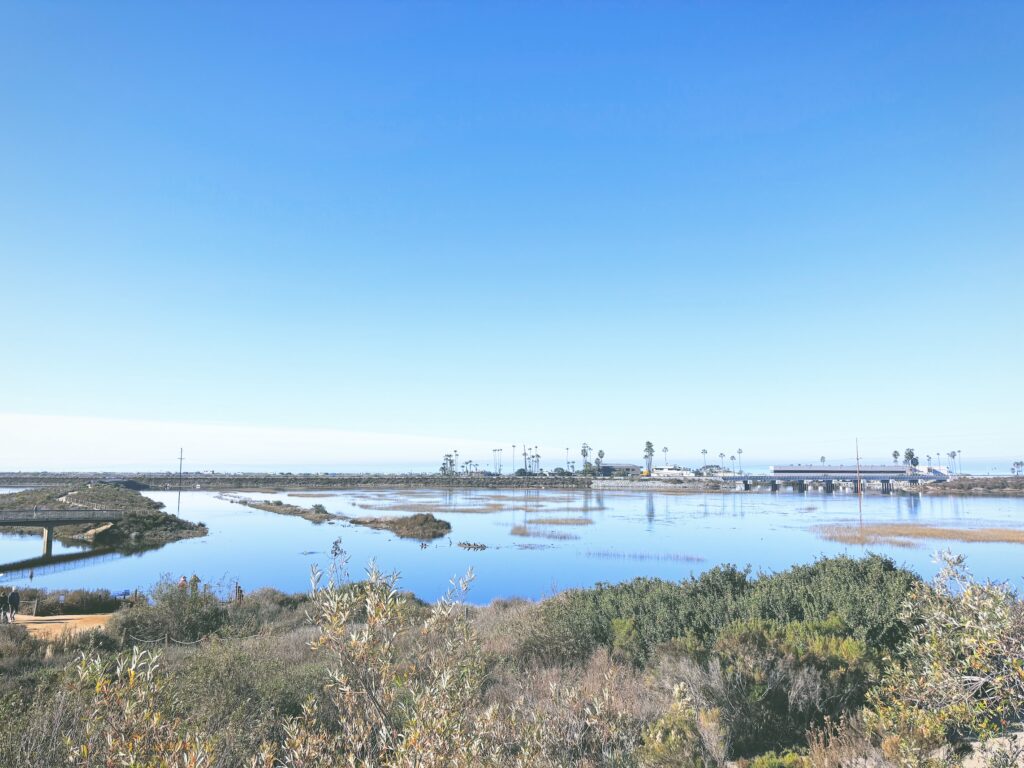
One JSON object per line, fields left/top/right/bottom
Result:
{"left": 0, "top": 509, "right": 124, "bottom": 556}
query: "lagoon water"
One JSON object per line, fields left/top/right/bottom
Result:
{"left": 1, "top": 487, "right": 1022, "bottom": 603}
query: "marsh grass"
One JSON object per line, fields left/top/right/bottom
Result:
{"left": 355, "top": 501, "right": 507, "bottom": 514}
{"left": 509, "top": 525, "right": 579, "bottom": 540}
{"left": 525, "top": 517, "right": 593, "bottom": 526}
{"left": 814, "top": 522, "right": 1024, "bottom": 547}
{"left": 585, "top": 550, "right": 705, "bottom": 562}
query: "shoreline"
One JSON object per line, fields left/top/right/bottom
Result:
{"left": 1, "top": 472, "right": 1022, "bottom": 498}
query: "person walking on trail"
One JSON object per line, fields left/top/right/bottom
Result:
{"left": 7, "top": 587, "right": 20, "bottom": 622}
{"left": 0, "top": 590, "right": 7, "bottom": 623}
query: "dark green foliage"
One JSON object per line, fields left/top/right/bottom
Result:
{"left": 745, "top": 555, "right": 919, "bottom": 651}
{"left": 108, "top": 579, "right": 228, "bottom": 643}
{"left": 518, "top": 555, "right": 917, "bottom": 666}
{"left": 702, "top": 616, "right": 875, "bottom": 755}
{"left": 161, "top": 632, "right": 326, "bottom": 764}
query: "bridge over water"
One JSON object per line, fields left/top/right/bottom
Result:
{"left": 731, "top": 472, "right": 929, "bottom": 493}
{"left": 0, "top": 509, "right": 124, "bottom": 556}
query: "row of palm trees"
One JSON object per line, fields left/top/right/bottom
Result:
{"left": 891, "top": 449, "right": 963, "bottom": 474}
{"left": 697, "top": 447, "right": 744, "bottom": 474}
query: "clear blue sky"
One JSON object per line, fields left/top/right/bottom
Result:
{"left": 1, "top": 2, "right": 1021, "bottom": 470}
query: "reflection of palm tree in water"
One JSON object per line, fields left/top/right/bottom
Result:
{"left": 645, "top": 493, "right": 655, "bottom": 523}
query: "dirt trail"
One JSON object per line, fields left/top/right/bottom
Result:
{"left": 16, "top": 613, "right": 113, "bottom": 639}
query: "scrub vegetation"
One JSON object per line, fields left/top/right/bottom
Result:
{"left": 347, "top": 512, "right": 452, "bottom": 540}
{"left": 229, "top": 497, "right": 337, "bottom": 523}
{"left": 0, "top": 553, "right": 1020, "bottom": 767}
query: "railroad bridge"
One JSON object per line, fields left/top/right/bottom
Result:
{"left": 736, "top": 466, "right": 930, "bottom": 494}
{"left": 0, "top": 509, "right": 124, "bottom": 556}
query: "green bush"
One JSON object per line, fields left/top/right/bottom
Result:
{"left": 746, "top": 750, "right": 811, "bottom": 768}
{"left": 745, "top": 554, "right": 919, "bottom": 652}
{"left": 107, "top": 579, "right": 227, "bottom": 644}
{"left": 709, "top": 616, "right": 874, "bottom": 755}
{"left": 518, "top": 556, "right": 916, "bottom": 667}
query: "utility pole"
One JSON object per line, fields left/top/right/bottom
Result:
{"left": 177, "top": 448, "right": 184, "bottom": 516}
{"left": 512, "top": 445, "right": 516, "bottom": 474}
{"left": 855, "top": 438, "right": 863, "bottom": 528}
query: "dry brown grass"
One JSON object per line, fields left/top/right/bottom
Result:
{"left": 526, "top": 517, "right": 593, "bottom": 526}
{"left": 814, "top": 522, "right": 1024, "bottom": 547}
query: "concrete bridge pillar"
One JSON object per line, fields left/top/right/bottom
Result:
{"left": 770, "top": 480, "right": 778, "bottom": 493}
{"left": 825, "top": 479, "right": 834, "bottom": 494}
{"left": 42, "top": 525, "right": 54, "bottom": 557}
{"left": 881, "top": 480, "right": 891, "bottom": 494}
{"left": 743, "top": 480, "right": 751, "bottom": 491}
{"left": 796, "top": 480, "right": 806, "bottom": 493}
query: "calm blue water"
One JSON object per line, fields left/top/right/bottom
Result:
{"left": 1, "top": 487, "right": 1022, "bottom": 603}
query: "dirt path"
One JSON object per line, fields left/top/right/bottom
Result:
{"left": 16, "top": 613, "right": 113, "bottom": 639}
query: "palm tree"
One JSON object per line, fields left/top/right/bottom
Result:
{"left": 820, "top": 455, "right": 826, "bottom": 467}
{"left": 662, "top": 446, "right": 669, "bottom": 468}
{"left": 643, "top": 441, "right": 655, "bottom": 473}
{"left": 701, "top": 448, "right": 708, "bottom": 470}
{"left": 730, "top": 455, "right": 736, "bottom": 472}
{"left": 596, "top": 449, "right": 604, "bottom": 474}
{"left": 892, "top": 450, "right": 900, "bottom": 466}
{"left": 737, "top": 448, "right": 743, "bottom": 474}
{"left": 718, "top": 452, "right": 726, "bottom": 469}
{"left": 581, "top": 443, "right": 591, "bottom": 473}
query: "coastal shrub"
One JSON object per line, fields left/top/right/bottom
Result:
{"left": 20, "top": 587, "right": 122, "bottom": 616}
{"left": 745, "top": 750, "right": 811, "bottom": 768}
{"left": 66, "top": 647, "right": 214, "bottom": 767}
{"left": 865, "top": 553, "right": 1024, "bottom": 764}
{"left": 652, "top": 616, "right": 877, "bottom": 759}
{"left": 253, "top": 562, "right": 509, "bottom": 767}
{"left": 518, "top": 557, "right": 916, "bottom": 668}
{"left": 805, "top": 715, "right": 885, "bottom": 768}
{"left": 520, "top": 565, "right": 752, "bottom": 666}
{"left": 107, "top": 578, "right": 227, "bottom": 644}
{"left": 637, "top": 690, "right": 723, "bottom": 767}
{"left": 745, "top": 554, "right": 919, "bottom": 652}
{"left": 222, "top": 587, "right": 310, "bottom": 636}
{"left": 162, "top": 631, "right": 325, "bottom": 765}
{"left": 0, "top": 685, "right": 85, "bottom": 768}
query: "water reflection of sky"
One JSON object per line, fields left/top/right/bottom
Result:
{"left": 0, "top": 488, "right": 1021, "bottom": 603}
